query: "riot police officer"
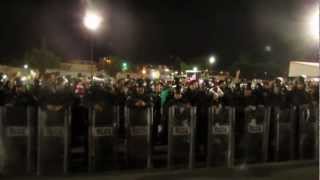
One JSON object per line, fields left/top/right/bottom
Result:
{"left": 195, "top": 79, "right": 214, "bottom": 161}
{"left": 126, "top": 79, "right": 153, "bottom": 108}
{"left": 167, "top": 85, "right": 189, "bottom": 106}
{"left": 151, "top": 81, "right": 163, "bottom": 145}
{"left": 290, "top": 76, "right": 309, "bottom": 106}
{"left": 8, "top": 78, "right": 35, "bottom": 106}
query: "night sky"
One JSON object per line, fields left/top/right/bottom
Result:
{"left": 0, "top": 0, "right": 318, "bottom": 68}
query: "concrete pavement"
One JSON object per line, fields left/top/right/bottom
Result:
{"left": 1, "top": 160, "right": 318, "bottom": 180}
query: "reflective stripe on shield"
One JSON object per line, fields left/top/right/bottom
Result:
{"left": 244, "top": 105, "right": 270, "bottom": 163}
{"left": 88, "top": 105, "right": 119, "bottom": 172}
{"left": 167, "top": 105, "right": 196, "bottom": 169}
{"left": 0, "top": 106, "right": 36, "bottom": 174}
{"left": 37, "top": 106, "right": 70, "bottom": 175}
{"left": 207, "top": 106, "right": 235, "bottom": 167}
{"left": 125, "top": 107, "right": 153, "bottom": 169}
{"left": 273, "top": 106, "right": 295, "bottom": 161}
{"left": 298, "top": 104, "right": 318, "bottom": 160}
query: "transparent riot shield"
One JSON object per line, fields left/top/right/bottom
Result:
{"left": 244, "top": 105, "right": 270, "bottom": 164}
{"left": 207, "top": 106, "right": 235, "bottom": 167}
{"left": 298, "top": 103, "right": 318, "bottom": 160}
{"left": 0, "top": 106, "right": 36, "bottom": 174}
{"left": 273, "top": 106, "right": 296, "bottom": 161}
{"left": 37, "top": 105, "right": 71, "bottom": 175}
{"left": 88, "top": 104, "right": 119, "bottom": 172}
{"left": 125, "top": 107, "right": 153, "bottom": 169}
{"left": 167, "top": 105, "right": 196, "bottom": 169}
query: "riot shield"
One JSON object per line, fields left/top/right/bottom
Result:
{"left": 125, "top": 107, "right": 153, "bottom": 169}
{"left": 0, "top": 106, "right": 36, "bottom": 174}
{"left": 207, "top": 106, "right": 235, "bottom": 167}
{"left": 298, "top": 103, "right": 318, "bottom": 160}
{"left": 273, "top": 106, "right": 296, "bottom": 161}
{"left": 88, "top": 104, "right": 119, "bottom": 172}
{"left": 167, "top": 105, "right": 196, "bottom": 169}
{"left": 37, "top": 106, "right": 71, "bottom": 175}
{"left": 244, "top": 105, "right": 270, "bottom": 164}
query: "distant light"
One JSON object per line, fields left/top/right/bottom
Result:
{"left": 306, "top": 8, "right": 319, "bottom": 40}
{"left": 174, "top": 71, "right": 178, "bottom": 74}
{"left": 23, "top": 64, "right": 28, "bottom": 69}
{"left": 93, "top": 76, "right": 104, "bottom": 82}
{"left": 21, "top": 76, "right": 27, "bottom": 82}
{"left": 193, "top": 67, "right": 198, "bottom": 71}
{"left": 30, "top": 70, "right": 36, "bottom": 77}
{"left": 122, "top": 62, "right": 128, "bottom": 71}
{"left": 264, "top": 45, "right": 272, "bottom": 52}
{"left": 106, "top": 59, "right": 112, "bottom": 64}
{"left": 164, "top": 68, "right": 170, "bottom": 72}
{"left": 83, "top": 11, "right": 103, "bottom": 31}
{"left": 142, "top": 69, "right": 146, "bottom": 75}
{"left": 209, "top": 56, "right": 216, "bottom": 64}
{"left": 151, "top": 70, "right": 160, "bottom": 79}
{"left": 62, "top": 76, "right": 69, "bottom": 84}
{"left": 2, "top": 74, "right": 7, "bottom": 80}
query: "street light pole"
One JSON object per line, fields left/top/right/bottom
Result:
{"left": 318, "top": 4, "right": 320, "bottom": 65}
{"left": 209, "top": 55, "right": 216, "bottom": 74}
{"left": 90, "top": 36, "right": 94, "bottom": 77}
{"left": 83, "top": 10, "right": 102, "bottom": 78}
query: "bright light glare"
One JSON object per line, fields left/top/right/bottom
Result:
{"left": 93, "top": 76, "right": 104, "bottom": 82}
{"left": 151, "top": 71, "right": 160, "bottom": 79}
{"left": 193, "top": 67, "right": 198, "bottom": 71}
{"left": 142, "top": 69, "right": 146, "bottom": 74}
{"left": 209, "top": 56, "right": 216, "bottom": 64}
{"left": 83, "top": 11, "right": 103, "bottom": 31}
{"left": 307, "top": 10, "right": 319, "bottom": 40}
{"left": 23, "top": 64, "right": 28, "bottom": 69}
{"left": 122, "top": 62, "right": 128, "bottom": 71}
{"left": 265, "top": 45, "right": 272, "bottom": 52}
{"left": 21, "top": 76, "right": 27, "bottom": 82}
{"left": 164, "top": 68, "right": 170, "bottom": 72}
{"left": 30, "top": 70, "right": 36, "bottom": 77}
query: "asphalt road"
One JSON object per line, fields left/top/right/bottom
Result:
{"left": 1, "top": 161, "right": 318, "bottom": 180}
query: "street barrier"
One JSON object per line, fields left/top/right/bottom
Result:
{"left": 273, "top": 106, "right": 296, "bottom": 161}
{"left": 167, "top": 105, "right": 196, "bottom": 169}
{"left": 298, "top": 103, "right": 318, "bottom": 160}
{"left": 207, "top": 106, "right": 235, "bottom": 167}
{"left": 0, "top": 106, "right": 36, "bottom": 174}
{"left": 37, "top": 105, "right": 71, "bottom": 175}
{"left": 125, "top": 107, "right": 153, "bottom": 169}
{"left": 88, "top": 104, "right": 119, "bottom": 171}
{"left": 243, "top": 105, "right": 270, "bottom": 164}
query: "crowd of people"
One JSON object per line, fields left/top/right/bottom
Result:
{"left": 0, "top": 71, "right": 318, "bottom": 161}
{"left": 0, "top": 72, "right": 317, "bottom": 107}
